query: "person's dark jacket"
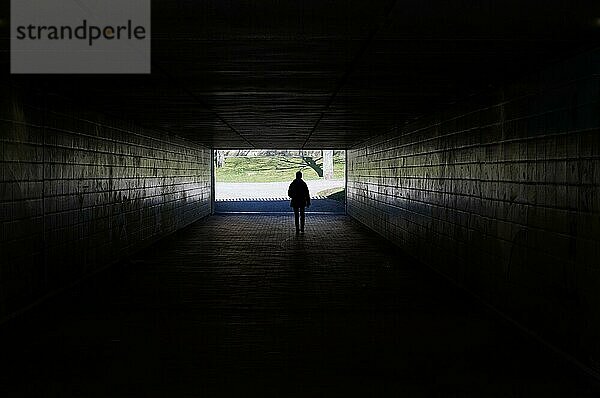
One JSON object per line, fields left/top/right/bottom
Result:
{"left": 288, "top": 178, "right": 310, "bottom": 208}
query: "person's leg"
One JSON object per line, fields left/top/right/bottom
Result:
{"left": 300, "top": 207, "right": 305, "bottom": 232}
{"left": 293, "top": 207, "right": 300, "bottom": 233}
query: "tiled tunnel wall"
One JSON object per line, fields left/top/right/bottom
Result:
{"left": 0, "top": 84, "right": 212, "bottom": 321}
{"left": 347, "top": 49, "right": 600, "bottom": 368}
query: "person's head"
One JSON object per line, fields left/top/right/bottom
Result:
{"left": 296, "top": 171, "right": 302, "bottom": 179}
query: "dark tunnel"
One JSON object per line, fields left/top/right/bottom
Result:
{"left": 1, "top": 1, "right": 600, "bottom": 396}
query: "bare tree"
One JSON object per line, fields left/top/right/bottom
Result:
{"left": 216, "top": 151, "right": 225, "bottom": 168}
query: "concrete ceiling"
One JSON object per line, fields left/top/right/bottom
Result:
{"left": 3, "top": 1, "right": 600, "bottom": 149}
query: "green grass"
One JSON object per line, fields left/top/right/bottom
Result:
{"left": 215, "top": 155, "right": 345, "bottom": 183}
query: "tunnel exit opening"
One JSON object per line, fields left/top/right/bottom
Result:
{"left": 213, "top": 150, "right": 346, "bottom": 214}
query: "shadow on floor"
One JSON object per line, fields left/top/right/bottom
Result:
{"left": 0, "top": 214, "right": 598, "bottom": 397}
{"left": 215, "top": 198, "right": 345, "bottom": 213}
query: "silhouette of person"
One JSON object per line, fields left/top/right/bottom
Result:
{"left": 288, "top": 171, "right": 310, "bottom": 233}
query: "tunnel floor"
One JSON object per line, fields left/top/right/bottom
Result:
{"left": 0, "top": 215, "right": 598, "bottom": 397}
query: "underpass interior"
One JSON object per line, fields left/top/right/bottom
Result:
{"left": 1, "top": 1, "right": 600, "bottom": 396}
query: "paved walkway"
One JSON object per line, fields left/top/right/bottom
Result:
{"left": 215, "top": 179, "right": 345, "bottom": 200}
{"left": 0, "top": 215, "right": 598, "bottom": 397}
